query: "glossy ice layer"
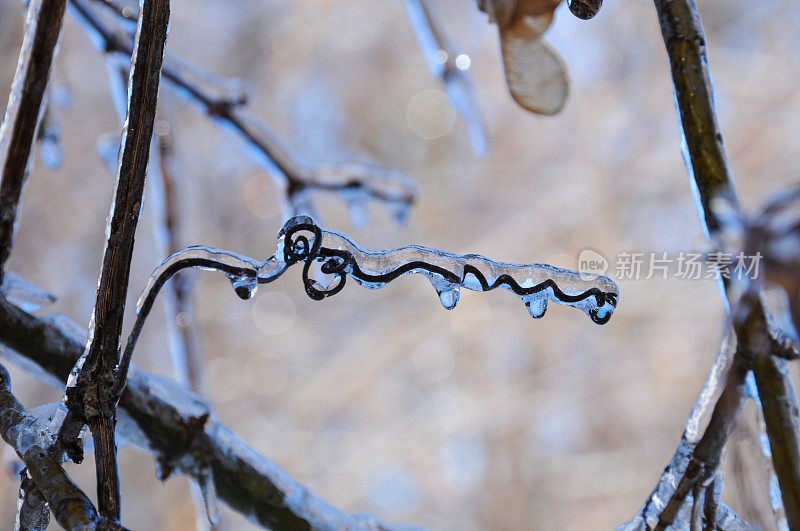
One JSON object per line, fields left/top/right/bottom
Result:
{"left": 288, "top": 219, "right": 618, "bottom": 324}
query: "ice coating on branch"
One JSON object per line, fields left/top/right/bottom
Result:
{"left": 121, "top": 216, "right": 617, "bottom": 399}
{"left": 289, "top": 218, "right": 618, "bottom": 324}
{"left": 309, "top": 162, "right": 417, "bottom": 226}
{"left": 197, "top": 465, "right": 221, "bottom": 525}
{"left": 404, "top": 0, "right": 489, "bottom": 156}
{"left": 0, "top": 271, "right": 56, "bottom": 313}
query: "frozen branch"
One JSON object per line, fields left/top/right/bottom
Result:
{"left": 0, "top": 0, "right": 67, "bottom": 283}
{"left": 0, "top": 295, "right": 405, "bottom": 530}
{"left": 653, "top": 353, "right": 748, "bottom": 529}
{"left": 619, "top": 334, "right": 751, "bottom": 529}
{"left": 0, "top": 361, "right": 127, "bottom": 530}
{"left": 653, "top": 0, "right": 800, "bottom": 525}
{"left": 57, "top": 0, "right": 170, "bottom": 521}
{"left": 113, "top": 215, "right": 618, "bottom": 401}
{"left": 70, "top": 0, "right": 416, "bottom": 225}
{"left": 403, "top": 0, "right": 488, "bottom": 156}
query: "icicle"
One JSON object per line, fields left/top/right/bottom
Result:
{"left": 0, "top": 271, "right": 56, "bottom": 313}
{"left": 438, "top": 287, "right": 460, "bottom": 310}
{"left": 524, "top": 294, "right": 548, "bottom": 319}
{"left": 390, "top": 201, "right": 411, "bottom": 225}
{"left": 228, "top": 274, "right": 257, "bottom": 300}
{"left": 37, "top": 105, "right": 62, "bottom": 170}
{"left": 197, "top": 466, "right": 220, "bottom": 526}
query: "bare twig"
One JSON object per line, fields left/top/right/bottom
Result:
{"left": 70, "top": 0, "right": 416, "bottom": 224}
{"left": 0, "top": 0, "right": 67, "bottom": 283}
{"left": 0, "top": 295, "right": 403, "bottom": 530}
{"left": 653, "top": 0, "right": 800, "bottom": 524}
{"left": 57, "top": 0, "right": 170, "bottom": 521}
{"left": 0, "top": 360, "right": 128, "bottom": 530}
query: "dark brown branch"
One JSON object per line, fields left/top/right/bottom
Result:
{"left": 736, "top": 301, "right": 800, "bottom": 526}
{"left": 653, "top": 0, "right": 737, "bottom": 235}
{"left": 0, "top": 0, "right": 67, "bottom": 283}
{"left": 0, "top": 295, "right": 398, "bottom": 530}
{"left": 654, "top": 0, "right": 800, "bottom": 524}
{"left": 0, "top": 360, "right": 128, "bottom": 530}
{"left": 57, "top": 0, "right": 170, "bottom": 521}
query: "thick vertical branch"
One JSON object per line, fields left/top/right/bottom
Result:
{"left": 653, "top": 0, "right": 738, "bottom": 235}
{"left": 57, "top": 0, "right": 170, "bottom": 522}
{"left": 654, "top": 0, "right": 800, "bottom": 524}
{"left": 0, "top": 0, "right": 67, "bottom": 282}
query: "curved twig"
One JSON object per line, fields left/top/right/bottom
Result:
{"left": 113, "top": 215, "right": 619, "bottom": 402}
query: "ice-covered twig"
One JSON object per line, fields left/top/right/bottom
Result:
{"left": 56, "top": 0, "right": 170, "bottom": 521}
{"left": 0, "top": 271, "right": 56, "bottom": 314}
{"left": 475, "top": 0, "right": 569, "bottom": 115}
{"left": 619, "top": 335, "right": 751, "bottom": 529}
{"left": 113, "top": 215, "right": 618, "bottom": 399}
{"left": 653, "top": 0, "right": 800, "bottom": 524}
{"left": 0, "top": 0, "right": 67, "bottom": 283}
{"left": 0, "top": 362, "right": 128, "bottom": 530}
{"left": 652, "top": 354, "right": 748, "bottom": 529}
{"left": 403, "top": 0, "right": 488, "bottom": 156}
{"left": 0, "top": 296, "right": 407, "bottom": 530}
{"left": 151, "top": 129, "right": 220, "bottom": 528}
{"left": 69, "top": 0, "right": 417, "bottom": 224}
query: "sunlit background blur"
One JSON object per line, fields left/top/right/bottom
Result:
{"left": 1, "top": 0, "right": 800, "bottom": 529}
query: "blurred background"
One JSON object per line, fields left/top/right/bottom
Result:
{"left": 1, "top": 0, "right": 800, "bottom": 529}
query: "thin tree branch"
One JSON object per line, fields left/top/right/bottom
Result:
{"left": 653, "top": 0, "right": 800, "bottom": 524}
{"left": 0, "top": 360, "right": 128, "bottom": 530}
{"left": 403, "top": 0, "right": 488, "bottom": 156}
{"left": 70, "top": 0, "right": 416, "bottom": 224}
{"left": 654, "top": 353, "right": 748, "bottom": 529}
{"left": 0, "top": 0, "right": 67, "bottom": 283}
{"left": 56, "top": 0, "right": 170, "bottom": 521}
{"left": 623, "top": 336, "right": 751, "bottom": 529}
{"left": 0, "top": 295, "right": 403, "bottom": 530}
{"left": 736, "top": 300, "right": 800, "bottom": 526}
